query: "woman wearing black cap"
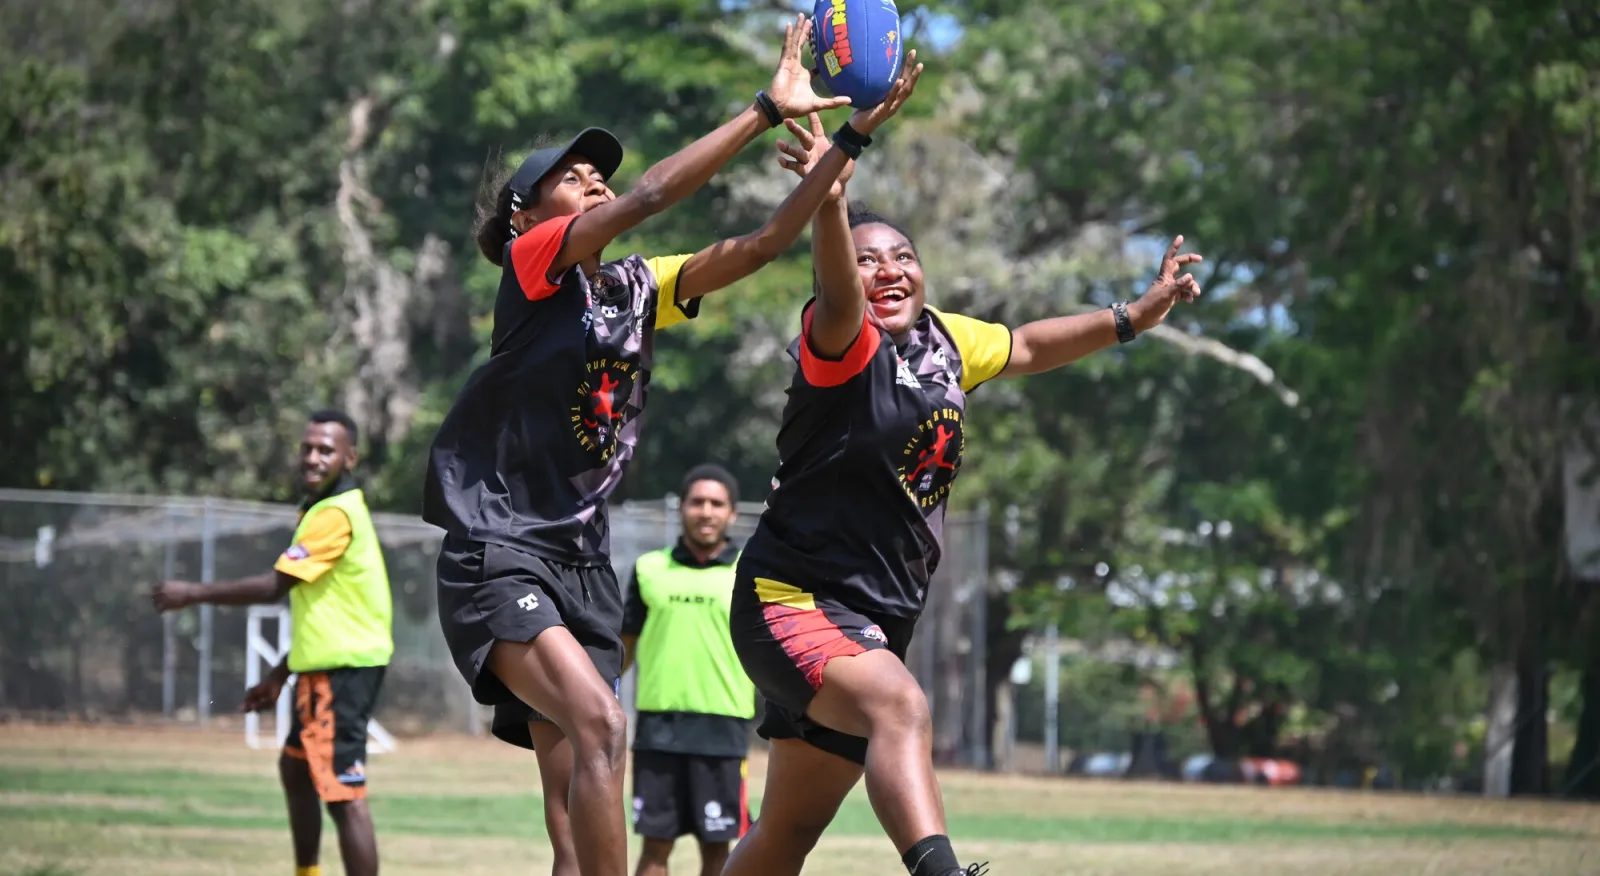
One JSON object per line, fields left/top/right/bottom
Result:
{"left": 423, "top": 15, "right": 923, "bottom": 876}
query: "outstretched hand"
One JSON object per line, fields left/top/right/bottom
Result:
{"left": 239, "top": 677, "right": 284, "bottom": 714}
{"left": 774, "top": 52, "right": 925, "bottom": 198}
{"left": 151, "top": 580, "right": 198, "bottom": 612}
{"left": 1129, "top": 236, "right": 1204, "bottom": 332}
{"left": 777, "top": 113, "right": 854, "bottom": 200}
{"left": 846, "top": 50, "right": 923, "bottom": 136}
{"left": 767, "top": 15, "right": 852, "bottom": 118}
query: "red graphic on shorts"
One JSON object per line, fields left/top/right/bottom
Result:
{"left": 906, "top": 424, "right": 958, "bottom": 484}
{"left": 583, "top": 373, "right": 621, "bottom": 429}
{"left": 762, "top": 603, "right": 866, "bottom": 690}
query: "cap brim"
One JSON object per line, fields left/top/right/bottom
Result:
{"left": 567, "top": 127, "right": 624, "bottom": 181}
{"left": 508, "top": 127, "right": 625, "bottom": 199}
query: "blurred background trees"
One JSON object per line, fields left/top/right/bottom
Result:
{"left": 4, "top": 0, "right": 1597, "bottom": 794}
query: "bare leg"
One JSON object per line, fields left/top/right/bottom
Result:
{"left": 806, "top": 649, "right": 946, "bottom": 854}
{"left": 279, "top": 753, "right": 323, "bottom": 869}
{"left": 488, "top": 630, "right": 629, "bottom": 876}
{"left": 636, "top": 837, "right": 674, "bottom": 876}
{"left": 696, "top": 841, "right": 729, "bottom": 876}
{"left": 530, "top": 720, "right": 582, "bottom": 876}
{"left": 718, "top": 739, "right": 862, "bottom": 876}
{"left": 327, "top": 798, "right": 379, "bottom": 876}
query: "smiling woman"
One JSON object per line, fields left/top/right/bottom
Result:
{"left": 722, "top": 110, "right": 1203, "bottom": 876}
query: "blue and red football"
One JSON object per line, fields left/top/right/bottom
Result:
{"left": 812, "top": 0, "right": 904, "bottom": 109}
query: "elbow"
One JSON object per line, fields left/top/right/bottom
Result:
{"left": 627, "top": 178, "right": 670, "bottom": 217}
{"left": 1006, "top": 335, "right": 1037, "bottom": 375}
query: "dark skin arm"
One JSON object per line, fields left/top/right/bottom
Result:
{"left": 778, "top": 64, "right": 926, "bottom": 357}
{"left": 151, "top": 573, "right": 300, "bottom": 713}
{"left": 1001, "top": 236, "right": 1203, "bottom": 376}
{"left": 240, "top": 659, "right": 292, "bottom": 713}
{"left": 551, "top": 15, "right": 847, "bottom": 277}
{"left": 673, "top": 147, "right": 854, "bottom": 301}
{"left": 672, "top": 50, "right": 923, "bottom": 303}
{"left": 150, "top": 570, "right": 297, "bottom": 609}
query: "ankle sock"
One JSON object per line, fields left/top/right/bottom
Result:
{"left": 902, "top": 835, "right": 959, "bottom": 876}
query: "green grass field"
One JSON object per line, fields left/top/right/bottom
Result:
{"left": 2, "top": 723, "right": 1596, "bottom": 875}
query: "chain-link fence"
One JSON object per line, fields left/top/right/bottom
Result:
{"left": 0, "top": 489, "right": 991, "bottom": 765}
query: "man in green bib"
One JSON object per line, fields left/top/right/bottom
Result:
{"left": 622, "top": 463, "right": 755, "bottom": 876}
{"left": 152, "top": 410, "right": 392, "bottom": 876}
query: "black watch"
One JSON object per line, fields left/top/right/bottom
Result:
{"left": 1110, "top": 302, "right": 1136, "bottom": 343}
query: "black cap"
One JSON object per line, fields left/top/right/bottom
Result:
{"left": 507, "top": 127, "right": 624, "bottom": 211}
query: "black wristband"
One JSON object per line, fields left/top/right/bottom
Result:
{"left": 754, "top": 91, "right": 783, "bottom": 128}
{"left": 1110, "top": 301, "right": 1136, "bottom": 343}
{"left": 832, "top": 121, "right": 873, "bottom": 159}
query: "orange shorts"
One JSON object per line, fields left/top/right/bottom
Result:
{"left": 281, "top": 666, "right": 385, "bottom": 802}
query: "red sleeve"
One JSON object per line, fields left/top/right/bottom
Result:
{"left": 799, "top": 303, "right": 880, "bottom": 387}
{"left": 509, "top": 214, "right": 580, "bottom": 300}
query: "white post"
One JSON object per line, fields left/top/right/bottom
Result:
{"left": 1483, "top": 665, "right": 1518, "bottom": 797}
{"left": 245, "top": 606, "right": 290, "bottom": 749}
{"left": 276, "top": 609, "right": 292, "bottom": 747}
{"left": 244, "top": 605, "right": 394, "bottom": 754}
{"left": 1043, "top": 625, "right": 1061, "bottom": 774}
{"left": 198, "top": 499, "right": 216, "bottom": 726}
{"left": 162, "top": 505, "right": 177, "bottom": 717}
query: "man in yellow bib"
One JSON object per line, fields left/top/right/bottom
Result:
{"left": 152, "top": 410, "right": 392, "bottom": 876}
{"left": 620, "top": 463, "right": 755, "bottom": 876}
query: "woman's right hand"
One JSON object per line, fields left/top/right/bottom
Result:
{"left": 767, "top": 15, "right": 854, "bottom": 118}
{"left": 846, "top": 51, "right": 923, "bottom": 137}
{"left": 777, "top": 113, "right": 854, "bottom": 201}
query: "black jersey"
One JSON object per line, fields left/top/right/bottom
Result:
{"left": 742, "top": 303, "right": 1012, "bottom": 617}
{"left": 423, "top": 213, "right": 697, "bottom": 565}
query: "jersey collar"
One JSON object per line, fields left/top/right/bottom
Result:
{"left": 300, "top": 471, "right": 358, "bottom": 513}
{"left": 670, "top": 538, "right": 738, "bottom": 569}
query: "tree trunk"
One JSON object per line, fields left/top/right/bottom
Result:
{"left": 1510, "top": 649, "right": 1550, "bottom": 795}
{"left": 1564, "top": 656, "right": 1600, "bottom": 799}
{"left": 1483, "top": 664, "right": 1518, "bottom": 797}
{"left": 982, "top": 590, "right": 1026, "bottom": 770}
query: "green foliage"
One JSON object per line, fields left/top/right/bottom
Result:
{"left": 4, "top": 0, "right": 1598, "bottom": 780}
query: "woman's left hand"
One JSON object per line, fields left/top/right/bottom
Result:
{"left": 767, "top": 15, "right": 853, "bottom": 117}
{"left": 1129, "top": 236, "right": 1204, "bottom": 331}
{"left": 776, "top": 113, "right": 854, "bottom": 200}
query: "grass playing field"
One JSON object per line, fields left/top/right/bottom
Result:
{"left": 1, "top": 723, "right": 1596, "bottom": 876}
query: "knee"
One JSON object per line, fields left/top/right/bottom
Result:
{"left": 570, "top": 697, "right": 627, "bottom": 766}
{"left": 865, "top": 680, "right": 931, "bottom": 737}
{"left": 753, "top": 815, "right": 829, "bottom": 858}
{"left": 279, "top": 755, "right": 313, "bottom": 790}
{"left": 326, "top": 798, "right": 368, "bottom": 825}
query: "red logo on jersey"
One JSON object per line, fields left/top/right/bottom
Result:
{"left": 571, "top": 359, "right": 638, "bottom": 462}
{"left": 898, "top": 407, "right": 965, "bottom": 509}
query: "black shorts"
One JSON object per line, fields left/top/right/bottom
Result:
{"left": 283, "top": 665, "right": 386, "bottom": 802}
{"left": 728, "top": 565, "right": 915, "bottom": 766}
{"left": 435, "top": 535, "right": 623, "bottom": 712}
{"left": 488, "top": 679, "right": 622, "bottom": 750}
{"left": 632, "top": 750, "right": 749, "bottom": 842}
